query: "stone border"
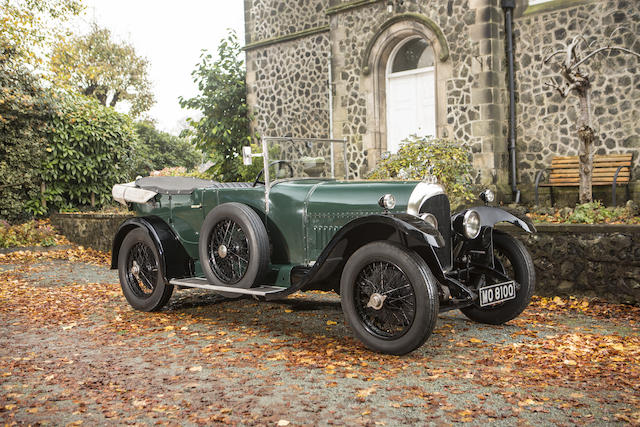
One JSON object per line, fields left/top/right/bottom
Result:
{"left": 521, "top": 0, "right": 594, "bottom": 17}
{"left": 50, "top": 212, "right": 134, "bottom": 253}
{"left": 498, "top": 222, "right": 640, "bottom": 234}
{"left": 326, "top": 0, "right": 381, "bottom": 16}
{"left": 243, "top": 25, "right": 330, "bottom": 51}
{"left": 497, "top": 222, "right": 640, "bottom": 304}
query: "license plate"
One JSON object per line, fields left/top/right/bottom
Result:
{"left": 479, "top": 281, "right": 516, "bottom": 307}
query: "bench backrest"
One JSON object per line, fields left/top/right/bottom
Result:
{"left": 549, "top": 154, "right": 633, "bottom": 186}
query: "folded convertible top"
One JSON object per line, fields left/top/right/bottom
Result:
{"left": 135, "top": 176, "right": 217, "bottom": 195}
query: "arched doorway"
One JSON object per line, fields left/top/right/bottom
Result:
{"left": 385, "top": 37, "right": 436, "bottom": 153}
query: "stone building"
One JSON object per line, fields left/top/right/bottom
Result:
{"left": 243, "top": 0, "right": 639, "bottom": 203}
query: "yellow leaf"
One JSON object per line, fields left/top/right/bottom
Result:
{"left": 326, "top": 320, "right": 337, "bottom": 325}
{"left": 284, "top": 309, "right": 293, "bottom": 313}
{"left": 356, "top": 387, "right": 376, "bottom": 399}
{"left": 469, "top": 338, "right": 483, "bottom": 343}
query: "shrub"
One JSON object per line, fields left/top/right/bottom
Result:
{"left": 529, "top": 201, "right": 640, "bottom": 224}
{"left": 0, "top": 59, "right": 56, "bottom": 222}
{"left": 368, "top": 135, "right": 475, "bottom": 206}
{"left": 0, "top": 219, "right": 61, "bottom": 248}
{"left": 133, "top": 121, "right": 201, "bottom": 176}
{"left": 44, "top": 93, "right": 139, "bottom": 209}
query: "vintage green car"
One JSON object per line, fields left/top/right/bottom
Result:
{"left": 111, "top": 137, "right": 535, "bottom": 355}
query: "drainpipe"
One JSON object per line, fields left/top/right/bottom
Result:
{"left": 328, "top": 50, "right": 335, "bottom": 177}
{"left": 502, "top": 0, "right": 520, "bottom": 204}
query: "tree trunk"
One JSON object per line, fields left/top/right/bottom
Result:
{"left": 577, "top": 88, "right": 594, "bottom": 204}
{"left": 110, "top": 91, "right": 120, "bottom": 107}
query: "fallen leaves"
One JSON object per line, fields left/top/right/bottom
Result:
{"left": 1, "top": 251, "right": 639, "bottom": 425}
{"left": 356, "top": 386, "right": 376, "bottom": 399}
{"left": 0, "top": 245, "right": 110, "bottom": 266}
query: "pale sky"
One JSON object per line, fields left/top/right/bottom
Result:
{"left": 75, "top": 1, "right": 246, "bottom": 135}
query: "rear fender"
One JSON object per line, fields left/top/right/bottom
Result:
{"left": 111, "top": 216, "right": 193, "bottom": 280}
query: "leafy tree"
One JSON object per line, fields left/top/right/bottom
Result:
{"left": 179, "top": 31, "right": 252, "bottom": 182}
{"left": 133, "top": 120, "right": 202, "bottom": 175}
{"left": 44, "top": 93, "right": 139, "bottom": 209}
{"left": 0, "top": 57, "right": 56, "bottom": 222}
{"left": 368, "top": 135, "right": 476, "bottom": 207}
{"left": 49, "top": 24, "right": 154, "bottom": 117}
{"left": 0, "top": 0, "right": 84, "bottom": 67}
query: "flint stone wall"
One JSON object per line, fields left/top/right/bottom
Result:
{"left": 499, "top": 223, "right": 640, "bottom": 304}
{"left": 244, "top": 0, "right": 640, "bottom": 201}
{"left": 514, "top": 0, "right": 640, "bottom": 194}
{"left": 51, "top": 213, "right": 133, "bottom": 253}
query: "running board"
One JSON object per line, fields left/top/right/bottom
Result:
{"left": 169, "top": 277, "right": 286, "bottom": 296}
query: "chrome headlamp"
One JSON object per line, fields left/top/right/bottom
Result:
{"left": 378, "top": 193, "right": 396, "bottom": 210}
{"left": 462, "top": 210, "right": 481, "bottom": 239}
{"left": 479, "top": 189, "right": 495, "bottom": 204}
{"left": 420, "top": 213, "right": 438, "bottom": 230}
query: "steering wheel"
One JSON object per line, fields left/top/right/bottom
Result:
{"left": 253, "top": 160, "right": 295, "bottom": 187}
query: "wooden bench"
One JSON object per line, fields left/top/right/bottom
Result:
{"left": 534, "top": 154, "right": 633, "bottom": 206}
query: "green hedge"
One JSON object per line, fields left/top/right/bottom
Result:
{"left": 43, "top": 94, "right": 138, "bottom": 210}
{"left": 0, "top": 60, "right": 56, "bottom": 222}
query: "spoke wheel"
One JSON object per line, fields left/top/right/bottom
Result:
{"left": 354, "top": 261, "right": 416, "bottom": 340}
{"left": 118, "top": 228, "right": 173, "bottom": 312}
{"left": 199, "top": 203, "right": 269, "bottom": 298}
{"left": 125, "top": 242, "right": 159, "bottom": 298}
{"left": 207, "top": 218, "right": 250, "bottom": 284}
{"left": 340, "top": 241, "right": 439, "bottom": 355}
{"left": 461, "top": 231, "right": 535, "bottom": 325}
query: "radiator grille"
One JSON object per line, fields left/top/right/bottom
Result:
{"left": 419, "top": 194, "right": 452, "bottom": 270}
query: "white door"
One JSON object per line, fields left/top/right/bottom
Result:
{"left": 386, "top": 38, "right": 436, "bottom": 153}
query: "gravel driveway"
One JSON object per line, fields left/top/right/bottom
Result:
{"left": 1, "top": 248, "right": 638, "bottom": 426}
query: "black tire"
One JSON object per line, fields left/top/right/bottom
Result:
{"left": 199, "top": 202, "right": 269, "bottom": 298}
{"left": 118, "top": 228, "right": 173, "bottom": 312}
{"left": 340, "top": 241, "right": 439, "bottom": 355}
{"left": 460, "top": 231, "right": 535, "bottom": 325}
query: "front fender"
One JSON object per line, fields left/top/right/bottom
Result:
{"left": 453, "top": 206, "right": 536, "bottom": 233}
{"left": 265, "top": 214, "right": 446, "bottom": 299}
{"left": 111, "top": 216, "right": 193, "bottom": 280}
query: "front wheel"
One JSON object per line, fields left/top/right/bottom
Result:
{"left": 340, "top": 241, "right": 439, "bottom": 355}
{"left": 460, "top": 231, "right": 535, "bottom": 324}
{"left": 118, "top": 228, "right": 173, "bottom": 312}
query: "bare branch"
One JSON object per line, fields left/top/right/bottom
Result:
{"left": 607, "top": 26, "right": 629, "bottom": 41}
{"left": 543, "top": 78, "right": 579, "bottom": 98}
{"left": 543, "top": 49, "right": 565, "bottom": 64}
{"left": 565, "top": 38, "right": 581, "bottom": 69}
{"left": 570, "top": 46, "right": 640, "bottom": 70}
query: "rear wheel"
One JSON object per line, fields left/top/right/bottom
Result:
{"left": 118, "top": 228, "right": 173, "bottom": 311}
{"left": 340, "top": 241, "right": 439, "bottom": 355}
{"left": 460, "top": 231, "right": 535, "bottom": 324}
{"left": 199, "top": 203, "right": 269, "bottom": 298}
